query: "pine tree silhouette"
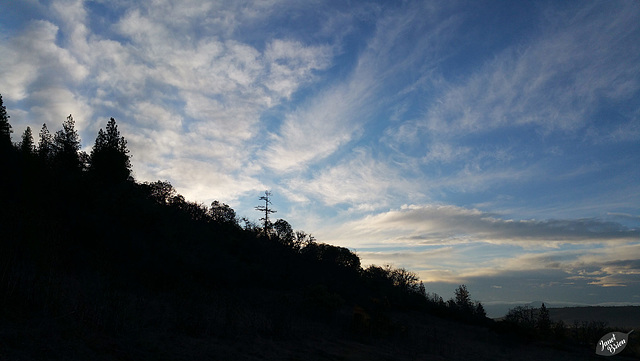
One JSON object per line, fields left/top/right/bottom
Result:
{"left": 89, "top": 117, "right": 131, "bottom": 183}
{"left": 53, "top": 114, "right": 81, "bottom": 172}
{"left": 0, "top": 94, "right": 12, "bottom": 150}
{"left": 19, "top": 126, "right": 35, "bottom": 155}
{"left": 37, "top": 123, "right": 53, "bottom": 162}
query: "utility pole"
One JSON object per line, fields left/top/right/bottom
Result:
{"left": 255, "top": 191, "right": 276, "bottom": 237}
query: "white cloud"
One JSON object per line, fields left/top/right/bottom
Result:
{"left": 29, "top": 88, "right": 93, "bottom": 132}
{"left": 183, "top": 92, "right": 257, "bottom": 143}
{"left": 0, "top": 0, "right": 340, "bottom": 204}
{"left": 155, "top": 157, "right": 265, "bottom": 203}
{"left": 0, "top": 18, "right": 94, "bottom": 136}
{"left": 357, "top": 246, "right": 456, "bottom": 268}
{"left": 264, "top": 39, "right": 333, "bottom": 99}
{"left": 286, "top": 148, "right": 420, "bottom": 210}
{"left": 0, "top": 20, "right": 88, "bottom": 102}
{"left": 129, "top": 101, "right": 183, "bottom": 130}
{"left": 262, "top": 77, "right": 373, "bottom": 172}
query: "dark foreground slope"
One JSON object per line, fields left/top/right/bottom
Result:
{"left": 2, "top": 172, "right": 633, "bottom": 360}
{"left": 6, "top": 301, "right": 639, "bottom": 361}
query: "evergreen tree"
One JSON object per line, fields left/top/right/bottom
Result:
{"left": 537, "top": 303, "right": 551, "bottom": 335}
{"left": 0, "top": 94, "right": 12, "bottom": 150}
{"left": 53, "top": 114, "right": 82, "bottom": 171}
{"left": 454, "top": 284, "right": 472, "bottom": 312}
{"left": 94, "top": 128, "right": 107, "bottom": 151}
{"left": 89, "top": 117, "right": 131, "bottom": 182}
{"left": 418, "top": 281, "right": 427, "bottom": 298}
{"left": 475, "top": 302, "right": 487, "bottom": 319}
{"left": 19, "top": 126, "right": 35, "bottom": 155}
{"left": 17, "top": 126, "right": 39, "bottom": 190}
{"left": 38, "top": 123, "right": 54, "bottom": 162}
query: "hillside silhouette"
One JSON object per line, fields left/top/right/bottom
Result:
{"left": 0, "top": 96, "right": 637, "bottom": 360}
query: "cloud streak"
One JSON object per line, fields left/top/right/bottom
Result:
{"left": 326, "top": 204, "right": 639, "bottom": 247}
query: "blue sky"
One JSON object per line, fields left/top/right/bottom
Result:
{"left": 1, "top": 0, "right": 639, "bottom": 309}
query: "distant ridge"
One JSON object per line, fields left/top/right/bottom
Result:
{"left": 549, "top": 306, "right": 640, "bottom": 329}
{"left": 485, "top": 301, "right": 562, "bottom": 319}
{"left": 485, "top": 301, "right": 640, "bottom": 322}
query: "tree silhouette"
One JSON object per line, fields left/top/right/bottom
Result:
{"left": 145, "top": 180, "right": 176, "bottom": 205}
{"left": 37, "top": 123, "right": 53, "bottom": 162}
{"left": 454, "top": 284, "right": 473, "bottom": 313}
{"left": 17, "top": 126, "right": 39, "bottom": 193}
{"left": 19, "top": 126, "right": 35, "bottom": 155}
{"left": 210, "top": 200, "right": 237, "bottom": 224}
{"left": 537, "top": 302, "right": 551, "bottom": 335}
{"left": 273, "top": 219, "right": 295, "bottom": 247}
{"left": 505, "top": 305, "right": 536, "bottom": 329}
{"left": 302, "top": 243, "right": 360, "bottom": 270}
{"left": 53, "top": 114, "right": 81, "bottom": 172}
{"left": 418, "top": 281, "right": 427, "bottom": 298}
{"left": 89, "top": 117, "right": 131, "bottom": 183}
{"left": 389, "top": 267, "right": 420, "bottom": 293}
{"left": 295, "top": 230, "right": 315, "bottom": 248}
{"left": 0, "top": 94, "right": 12, "bottom": 150}
{"left": 255, "top": 191, "right": 276, "bottom": 237}
{"left": 475, "top": 302, "right": 487, "bottom": 319}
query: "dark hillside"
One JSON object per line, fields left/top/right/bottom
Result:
{"left": 0, "top": 101, "right": 636, "bottom": 359}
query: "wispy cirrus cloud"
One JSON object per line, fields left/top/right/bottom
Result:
{"left": 379, "top": 1, "right": 640, "bottom": 200}
{"left": 264, "top": 0, "right": 456, "bottom": 171}
{"left": 422, "top": 1, "right": 640, "bottom": 138}
{"left": 285, "top": 148, "right": 422, "bottom": 211}
{"left": 263, "top": 100, "right": 354, "bottom": 173}
{"left": 264, "top": 39, "right": 333, "bottom": 99}
{"left": 260, "top": 50, "right": 376, "bottom": 172}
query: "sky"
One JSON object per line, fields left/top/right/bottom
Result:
{"left": 1, "top": 0, "right": 639, "bottom": 312}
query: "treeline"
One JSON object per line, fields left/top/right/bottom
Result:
{"left": 499, "top": 303, "right": 636, "bottom": 354}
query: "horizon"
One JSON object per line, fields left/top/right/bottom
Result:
{"left": 1, "top": 0, "right": 639, "bottom": 307}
